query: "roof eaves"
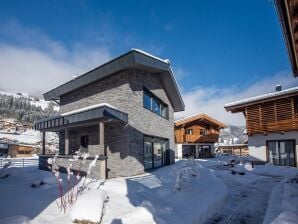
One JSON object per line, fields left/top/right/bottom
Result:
{"left": 225, "top": 86, "right": 298, "bottom": 111}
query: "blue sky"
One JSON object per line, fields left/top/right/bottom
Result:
{"left": 0, "top": 0, "right": 297, "bottom": 125}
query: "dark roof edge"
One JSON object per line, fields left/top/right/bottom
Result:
{"left": 274, "top": 0, "right": 298, "bottom": 77}
{"left": 43, "top": 49, "right": 185, "bottom": 112}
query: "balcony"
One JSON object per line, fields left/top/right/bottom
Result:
{"left": 175, "top": 133, "right": 219, "bottom": 143}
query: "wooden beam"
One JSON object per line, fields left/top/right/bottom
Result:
{"left": 42, "top": 132, "right": 46, "bottom": 155}
{"left": 99, "top": 122, "right": 105, "bottom": 146}
{"left": 65, "top": 128, "right": 69, "bottom": 155}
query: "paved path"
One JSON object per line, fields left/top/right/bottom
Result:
{"left": 205, "top": 169, "right": 281, "bottom": 224}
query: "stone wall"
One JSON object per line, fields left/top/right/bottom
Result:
{"left": 68, "top": 125, "right": 99, "bottom": 155}
{"left": 39, "top": 155, "right": 104, "bottom": 179}
{"left": 59, "top": 69, "right": 175, "bottom": 178}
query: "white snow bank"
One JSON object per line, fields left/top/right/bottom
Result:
{"left": 116, "top": 205, "right": 155, "bottom": 224}
{"left": 0, "top": 215, "right": 30, "bottom": 224}
{"left": 263, "top": 174, "right": 298, "bottom": 224}
{"left": 247, "top": 163, "right": 298, "bottom": 177}
{"left": 70, "top": 189, "right": 108, "bottom": 223}
{"left": 101, "top": 160, "right": 227, "bottom": 224}
{"left": 271, "top": 211, "right": 298, "bottom": 224}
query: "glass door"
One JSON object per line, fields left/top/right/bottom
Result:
{"left": 280, "top": 141, "right": 295, "bottom": 166}
{"left": 268, "top": 141, "right": 279, "bottom": 165}
{"left": 268, "top": 140, "right": 295, "bottom": 167}
{"left": 153, "top": 140, "right": 164, "bottom": 168}
{"left": 144, "top": 136, "right": 167, "bottom": 170}
{"left": 144, "top": 137, "right": 153, "bottom": 170}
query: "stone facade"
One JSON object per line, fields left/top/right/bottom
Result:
{"left": 59, "top": 69, "right": 175, "bottom": 178}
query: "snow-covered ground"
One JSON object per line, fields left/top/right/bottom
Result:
{"left": 0, "top": 160, "right": 227, "bottom": 224}
{"left": 200, "top": 157, "right": 298, "bottom": 224}
{"left": 0, "top": 157, "right": 297, "bottom": 224}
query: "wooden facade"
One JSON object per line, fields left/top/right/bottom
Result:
{"left": 9, "top": 144, "right": 33, "bottom": 158}
{"left": 218, "top": 144, "right": 249, "bottom": 156}
{"left": 226, "top": 93, "right": 298, "bottom": 136}
{"left": 275, "top": 0, "right": 298, "bottom": 76}
{"left": 175, "top": 114, "right": 226, "bottom": 144}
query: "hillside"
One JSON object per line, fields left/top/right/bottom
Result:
{"left": 0, "top": 91, "right": 59, "bottom": 124}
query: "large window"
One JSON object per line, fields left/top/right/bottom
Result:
{"left": 143, "top": 88, "right": 168, "bottom": 119}
{"left": 144, "top": 136, "right": 168, "bottom": 170}
{"left": 267, "top": 140, "right": 296, "bottom": 167}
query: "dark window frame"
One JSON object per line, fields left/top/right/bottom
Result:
{"left": 143, "top": 87, "right": 169, "bottom": 119}
{"left": 185, "top": 129, "right": 193, "bottom": 135}
{"left": 143, "top": 135, "right": 169, "bottom": 170}
{"left": 200, "top": 129, "right": 207, "bottom": 136}
{"left": 266, "top": 139, "right": 296, "bottom": 167}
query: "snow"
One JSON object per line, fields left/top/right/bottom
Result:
{"left": 101, "top": 160, "right": 227, "bottom": 224}
{"left": 1, "top": 156, "right": 297, "bottom": 224}
{"left": 70, "top": 189, "right": 108, "bottom": 223}
{"left": 131, "top": 48, "right": 170, "bottom": 64}
{"left": 225, "top": 86, "right": 298, "bottom": 109}
{"left": 271, "top": 211, "right": 298, "bottom": 224}
{"left": 0, "top": 160, "right": 227, "bottom": 224}
{"left": 0, "top": 130, "right": 41, "bottom": 144}
{"left": 0, "top": 215, "right": 30, "bottom": 224}
{"left": 263, "top": 174, "right": 298, "bottom": 224}
{"left": 250, "top": 163, "right": 298, "bottom": 177}
{"left": 0, "top": 90, "right": 59, "bottom": 111}
{"left": 61, "top": 103, "right": 116, "bottom": 116}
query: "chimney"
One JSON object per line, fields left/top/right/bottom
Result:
{"left": 276, "top": 85, "right": 282, "bottom": 92}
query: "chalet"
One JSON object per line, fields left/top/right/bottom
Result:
{"left": 8, "top": 144, "right": 33, "bottom": 158}
{"left": 174, "top": 113, "right": 226, "bottom": 159}
{"left": 275, "top": 0, "right": 298, "bottom": 77}
{"left": 217, "top": 144, "right": 249, "bottom": 156}
{"left": 225, "top": 86, "right": 298, "bottom": 167}
{"left": 35, "top": 49, "right": 184, "bottom": 179}
{"left": 0, "top": 141, "right": 33, "bottom": 158}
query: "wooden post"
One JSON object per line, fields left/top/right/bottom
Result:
{"left": 99, "top": 122, "right": 106, "bottom": 179}
{"left": 99, "top": 122, "right": 104, "bottom": 146}
{"left": 42, "top": 132, "right": 46, "bottom": 155}
{"left": 65, "top": 129, "right": 69, "bottom": 155}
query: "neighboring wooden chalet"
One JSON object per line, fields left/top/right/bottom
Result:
{"left": 275, "top": 0, "right": 298, "bottom": 76}
{"left": 175, "top": 113, "right": 226, "bottom": 159}
{"left": 225, "top": 86, "right": 298, "bottom": 167}
{"left": 0, "top": 141, "right": 33, "bottom": 158}
{"left": 35, "top": 49, "right": 184, "bottom": 179}
{"left": 217, "top": 144, "right": 249, "bottom": 156}
{"left": 8, "top": 144, "right": 33, "bottom": 158}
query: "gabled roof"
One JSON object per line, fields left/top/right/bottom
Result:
{"left": 175, "top": 113, "right": 226, "bottom": 129}
{"left": 275, "top": 0, "right": 298, "bottom": 77}
{"left": 225, "top": 86, "right": 298, "bottom": 113}
{"left": 43, "top": 49, "right": 185, "bottom": 112}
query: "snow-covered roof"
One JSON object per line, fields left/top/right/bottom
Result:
{"left": 225, "top": 86, "right": 298, "bottom": 110}
{"left": 131, "top": 48, "right": 170, "bottom": 64}
{"left": 61, "top": 103, "right": 116, "bottom": 116}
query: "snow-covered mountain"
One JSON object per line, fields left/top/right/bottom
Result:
{"left": 0, "top": 90, "right": 59, "bottom": 124}
{"left": 0, "top": 90, "right": 59, "bottom": 111}
{"left": 219, "top": 125, "right": 247, "bottom": 144}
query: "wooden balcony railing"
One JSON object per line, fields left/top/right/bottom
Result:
{"left": 247, "top": 117, "right": 298, "bottom": 135}
{"left": 175, "top": 134, "right": 219, "bottom": 143}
